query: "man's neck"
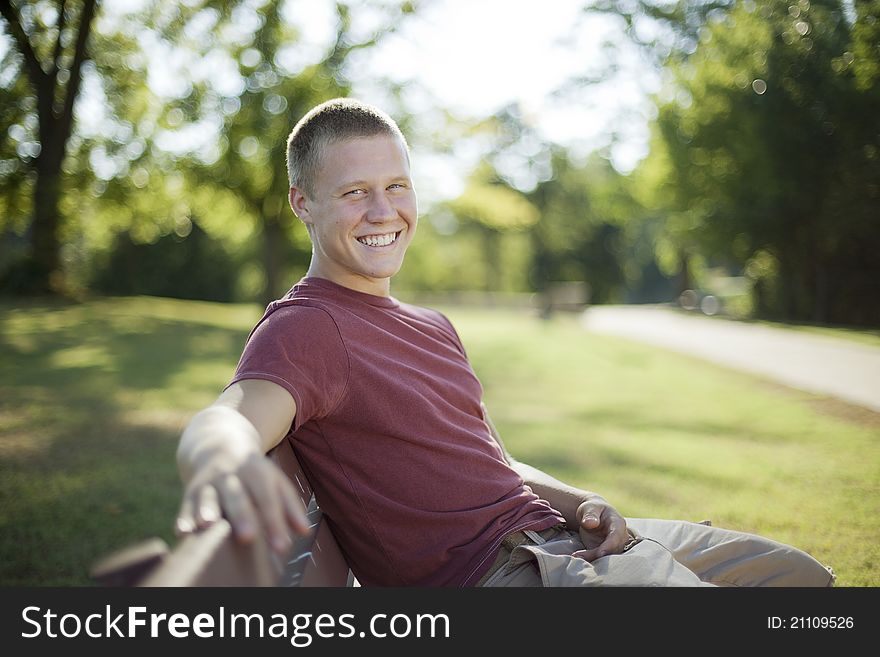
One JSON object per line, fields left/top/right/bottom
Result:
{"left": 304, "top": 265, "right": 392, "bottom": 298}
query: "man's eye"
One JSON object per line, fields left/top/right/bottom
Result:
{"left": 346, "top": 189, "right": 365, "bottom": 196}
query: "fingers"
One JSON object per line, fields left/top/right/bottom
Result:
{"left": 195, "top": 484, "right": 221, "bottom": 527}
{"left": 580, "top": 510, "right": 601, "bottom": 529}
{"left": 574, "top": 523, "right": 627, "bottom": 561}
{"left": 575, "top": 499, "right": 630, "bottom": 562}
{"left": 215, "top": 472, "right": 260, "bottom": 543}
{"left": 238, "top": 458, "right": 302, "bottom": 554}
{"left": 175, "top": 484, "right": 223, "bottom": 536}
{"left": 175, "top": 497, "right": 197, "bottom": 537}
{"left": 176, "top": 457, "right": 311, "bottom": 556}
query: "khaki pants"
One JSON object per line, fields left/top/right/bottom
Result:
{"left": 478, "top": 518, "right": 835, "bottom": 587}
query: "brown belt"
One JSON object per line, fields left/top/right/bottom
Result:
{"left": 475, "top": 524, "right": 566, "bottom": 587}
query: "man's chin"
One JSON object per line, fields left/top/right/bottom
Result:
{"left": 364, "top": 259, "right": 406, "bottom": 280}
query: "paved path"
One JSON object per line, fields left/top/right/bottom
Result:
{"left": 580, "top": 305, "right": 880, "bottom": 413}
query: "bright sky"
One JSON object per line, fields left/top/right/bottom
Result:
{"left": 337, "top": 0, "right": 660, "bottom": 202}
{"left": 357, "top": 0, "right": 656, "bottom": 157}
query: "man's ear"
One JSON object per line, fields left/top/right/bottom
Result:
{"left": 289, "top": 187, "right": 311, "bottom": 224}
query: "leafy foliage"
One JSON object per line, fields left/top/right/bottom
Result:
{"left": 1, "top": 1, "right": 876, "bottom": 325}
{"left": 635, "top": 0, "right": 880, "bottom": 323}
{"left": 1, "top": 1, "right": 421, "bottom": 301}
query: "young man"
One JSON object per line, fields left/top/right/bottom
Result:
{"left": 175, "top": 98, "right": 833, "bottom": 587}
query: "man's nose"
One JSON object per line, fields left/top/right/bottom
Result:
{"left": 366, "top": 191, "right": 396, "bottom": 223}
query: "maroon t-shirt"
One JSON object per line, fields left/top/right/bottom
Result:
{"left": 229, "top": 276, "right": 564, "bottom": 586}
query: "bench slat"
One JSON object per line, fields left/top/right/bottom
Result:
{"left": 268, "top": 438, "right": 353, "bottom": 587}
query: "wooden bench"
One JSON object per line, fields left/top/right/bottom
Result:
{"left": 90, "top": 437, "right": 355, "bottom": 587}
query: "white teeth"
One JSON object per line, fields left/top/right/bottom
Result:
{"left": 358, "top": 232, "right": 398, "bottom": 247}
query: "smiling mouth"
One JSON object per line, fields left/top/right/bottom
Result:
{"left": 357, "top": 231, "right": 401, "bottom": 247}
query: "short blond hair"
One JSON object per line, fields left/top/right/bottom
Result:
{"left": 286, "top": 98, "right": 409, "bottom": 196}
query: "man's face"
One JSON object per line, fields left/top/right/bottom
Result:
{"left": 290, "top": 134, "right": 418, "bottom": 296}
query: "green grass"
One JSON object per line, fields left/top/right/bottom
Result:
{"left": 1, "top": 297, "right": 877, "bottom": 586}
{"left": 443, "top": 307, "right": 880, "bottom": 587}
{"left": 0, "top": 296, "right": 263, "bottom": 586}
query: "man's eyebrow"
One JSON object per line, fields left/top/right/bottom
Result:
{"left": 334, "top": 180, "right": 369, "bottom": 191}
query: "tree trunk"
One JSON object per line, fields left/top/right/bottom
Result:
{"left": 481, "top": 226, "right": 501, "bottom": 294}
{"left": 812, "top": 260, "right": 829, "bottom": 324}
{"left": 676, "top": 252, "right": 692, "bottom": 296}
{"left": 0, "top": 0, "right": 97, "bottom": 294}
{"left": 260, "top": 213, "right": 289, "bottom": 306}
{"left": 30, "top": 156, "right": 64, "bottom": 290}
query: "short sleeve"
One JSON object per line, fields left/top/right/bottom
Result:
{"left": 228, "top": 304, "right": 349, "bottom": 432}
{"left": 431, "top": 310, "right": 469, "bottom": 359}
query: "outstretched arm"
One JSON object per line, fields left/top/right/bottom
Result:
{"left": 482, "top": 402, "right": 630, "bottom": 561}
{"left": 176, "top": 379, "right": 310, "bottom": 555}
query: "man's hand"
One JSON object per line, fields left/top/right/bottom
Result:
{"left": 572, "top": 496, "right": 629, "bottom": 562}
{"left": 176, "top": 450, "right": 310, "bottom": 555}
{"left": 175, "top": 382, "right": 306, "bottom": 555}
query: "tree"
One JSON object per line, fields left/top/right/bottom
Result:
{"left": 446, "top": 163, "right": 539, "bottom": 292}
{"left": 644, "top": 0, "right": 880, "bottom": 324}
{"left": 592, "top": 0, "right": 880, "bottom": 323}
{"left": 1, "top": 0, "right": 97, "bottom": 293}
{"left": 1, "top": 1, "right": 420, "bottom": 301}
{"left": 0, "top": 0, "right": 246, "bottom": 294}
{"left": 528, "top": 149, "right": 640, "bottom": 304}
